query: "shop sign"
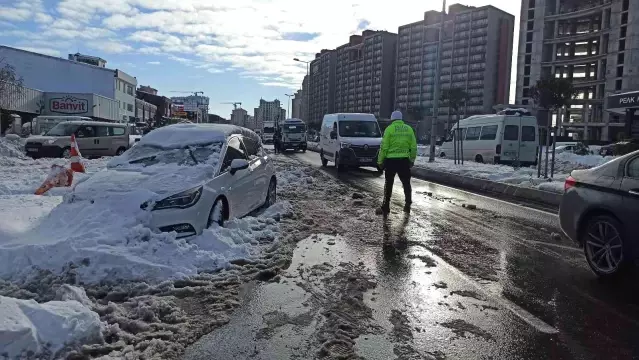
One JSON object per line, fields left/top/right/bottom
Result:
{"left": 49, "top": 95, "right": 89, "bottom": 114}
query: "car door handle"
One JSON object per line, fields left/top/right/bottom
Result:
{"left": 629, "top": 190, "right": 639, "bottom": 196}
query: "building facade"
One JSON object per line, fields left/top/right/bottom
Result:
{"left": 231, "top": 108, "right": 248, "bottom": 127}
{"left": 136, "top": 89, "right": 172, "bottom": 125}
{"left": 256, "top": 99, "right": 286, "bottom": 130}
{"left": 335, "top": 30, "right": 397, "bottom": 118}
{"left": 170, "top": 95, "right": 209, "bottom": 123}
{"left": 291, "top": 89, "right": 303, "bottom": 119}
{"left": 308, "top": 49, "right": 337, "bottom": 127}
{"left": 515, "top": 0, "right": 639, "bottom": 141}
{"left": 135, "top": 98, "right": 158, "bottom": 123}
{"left": 68, "top": 53, "right": 107, "bottom": 68}
{"left": 301, "top": 75, "right": 309, "bottom": 123}
{"left": 0, "top": 46, "right": 137, "bottom": 123}
{"left": 395, "top": 4, "right": 514, "bottom": 132}
{"left": 138, "top": 85, "right": 158, "bottom": 95}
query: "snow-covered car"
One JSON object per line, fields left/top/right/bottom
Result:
{"left": 69, "top": 123, "right": 277, "bottom": 238}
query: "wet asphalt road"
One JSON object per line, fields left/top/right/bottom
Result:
{"left": 285, "top": 150, "right": 639, "bottom": 360}
{"left": 184, "top": 150, "right": 639, "bottom": 360}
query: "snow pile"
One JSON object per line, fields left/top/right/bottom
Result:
{"left": 0, "top": 288, "right": 103, "bottom": 359}
{"left": 415, "top": 151, "right": 615, "bottom": 194}
{"left": 0, "top": 135, "right": 27, "bottom": 159}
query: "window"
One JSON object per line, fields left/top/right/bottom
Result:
{"left": 220, "top": 137, "right": 247, "bottom": 173}
{"left": 623, "top": 0, "right": 629, "bottom": 11}
{"left": 616, "top": 79, "right": 623, "bottom": 90}
{"left": 479, "top": 125, "right": 498, "bottom": 140}
{"left": 526, "top": 32, "right": 533, "bottom": 42}
{"left": 527, "top": 9, "right": 534, "bottom": 19}
{"left": 127, "top": 103, "right": 134, "bottom": 112}
{"left": 524, "top": 77, "right": 530, "bottom": 86}
{"left": 628, "top": 157, "right": 639, "bottom": 178}
{"left": 526, "top": 43, "right": 532, "bottom": 53}
{"left": 617, "top": 66, "right": 624, "bottom": 77}
{"left": 465, "top": 126, "right": 481, "bottom": 140}
{"left": 76, "top": 126, "right": 96, "bottom": 138}
{"left": 95, "top": 126, "right": 109, "bottom": 137}
{"left": 127, "top": 85, "right": 134, "bottom": 96}
{"left": 621, "top": 12, "right": 628, "bottom": 25}
{"left": 523, "top": 88, "right": 530, "bottom": 97}
{"left": 522, "top": 126, "right": 536, "bottom": 141}
{"left": 110, "top": 127, "right": 125, "bottom": 136}
{"left": 525, "top": 55, "right": 531, "bottom": 64}
{"left": 619, "top": 39, "right": 625, "bottom": 51}
{"left": 527, "top": 21, "right": 534, "bottom": 31}
{"left": 528, "top": 0, "right": 535, "bottom": 7}
{"left": 618, "top": 53, "right": 624, "bottom": 65}
{"left": 504, "top": 125, "right": 519, "bottom": 140}
{"left": 621, "top": 26, "right": 627, "bottom": 38}
{"left": 242, "top": 137, "right": 262, "bottom": 160}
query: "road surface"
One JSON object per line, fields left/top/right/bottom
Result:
{"left": 184, "top": 150, "right": 639, "bottom": 360}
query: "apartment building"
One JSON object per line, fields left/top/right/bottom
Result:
{"left": 231, "top": 108, "right": 248, "bottom": 127}
{"left": 395, "top": 4, "right": 514, "bottom": 131}
{"left": 291, "top": 89, "right": 304, "bottom": 119}
{"left": 308, "top": 49, "right": 337, "bottom": 126}
{"left": 334, "top": 30, "right": 397, "bottom": 118}
{"left": 515, "top": 0, "right": 639, "bottom": 141}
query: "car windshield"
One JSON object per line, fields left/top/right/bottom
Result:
{"left": 339, "top": 120, "right": 381, "bottom": 137}
{"left": 108, "top": 142, "right": 224, "bottom": 169}
{"left": 264, "top": 127, "right": 274, "bottom": 133}
{"left": 282, "top": 125, "right": 305, "bottom": 133}
{"left": 45, "top": 123, "right": 79, "bottom": 136}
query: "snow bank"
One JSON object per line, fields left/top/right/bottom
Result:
{"left": 138, "top": 123, "right": 229, "bottom": 149}
{"left": 415, "top": 151, "right": 615, "bottom": 194}
{"left": 0, "top": 292, "right": 103, "bottom": 359}
{"left": 0, "top": 135, "right": 27, "bottom": 159}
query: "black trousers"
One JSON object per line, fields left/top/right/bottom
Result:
{"left": 382, "top": 158, "right": 412, "bottom": 208}
{"left": 273, "top": 140, "right": 279, "bottom": 154}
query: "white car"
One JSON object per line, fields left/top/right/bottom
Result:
{"left": 69, "top": 123, "right": 277, "bottom": 238}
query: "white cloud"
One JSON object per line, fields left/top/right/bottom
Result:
{"left": 147, "top": 61, "right": 160, "bottom": 65}
{"left": 34, "top": 12, "right": 54, "bottom": 24}
{"left": 15, "top": 46, "right": 62, "bottom": 57}
{"left": 0, "top": 6, "right": 31, "bottom": 21}
{"left": 89, "top": 41, "right": 133, "bottom": 54}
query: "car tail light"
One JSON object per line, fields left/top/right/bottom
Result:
{"left": 564, "top": 175, "right": 576, "bottom": 192}
{"left": 496, "top": 144, "right": 501, "bottom": 154}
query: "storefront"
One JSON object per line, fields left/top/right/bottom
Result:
{"left": 607, "top": 90, "right": 639, "bottom": 140}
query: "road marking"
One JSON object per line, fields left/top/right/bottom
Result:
{"left": 419, "top": 247, "right": 560, "bottom": 335}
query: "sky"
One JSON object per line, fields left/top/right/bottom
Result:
{"left": 0, "top": 0, "right": 521, "bottom": 118}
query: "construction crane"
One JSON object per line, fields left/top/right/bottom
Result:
{"left": 221, "top": 102, "right": 242, "bottom": 110}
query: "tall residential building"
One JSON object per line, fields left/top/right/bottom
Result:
{"left": 292, "top": 89, "right": 303, "bottom": 119}
{"left": 308, "top": 49, "right": 337, "bottom": 127}
{"left": 231, "top": 108, "right": 248, "bottom": 127}
{"left": 515, "top": 0, "right": 639, "bottom": 141}
{"left": 395, "top": 4, "right": 514, "bottom": 130}
{"left": 301, "top": 75, "right": 309, "bottom": 122}
{"left": 335, "top": 30, "right": 397, "bottom": 118}
{"left": 256, "top": 99, "right": 286, "bottom": 128}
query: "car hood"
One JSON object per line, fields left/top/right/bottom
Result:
{"left": 339, "top": 136, "right": 382, "bottom": 146}
{"left": 26, "top": 135, "right": 59, "bottom": 143}
{"left": 72, "top": 165, "right": 215, "bottom": 202}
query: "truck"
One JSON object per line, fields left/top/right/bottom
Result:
{"left": 262, "top": 121, "right": 275, "bottom": 144}
{"left": 276, "top": 118, "right": 307, "bottom": 152}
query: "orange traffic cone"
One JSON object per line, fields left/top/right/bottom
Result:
{"left": 69, "top": 134, "right": 86, "bottom": 173}
{"left": 35, "top": 165, "right": 74, "bottom": 195}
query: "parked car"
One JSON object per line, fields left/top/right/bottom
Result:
{"left": 599, "top": 139, "right": 639, "bottom": 157}
{"left": 68, "top": 123, "right": 276, "bottom": 238}
{"left": 559, "top": 149, "right": 639, "bottom": 277}
{"left": 319, "top": 113, "right": 383, "bottom": 173}
{"left": 25, "top": 121, "right": 132, "bottom": 158}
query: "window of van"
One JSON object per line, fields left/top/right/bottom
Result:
{"left": 96, "top": 126, "right": 109, "bottom": 137}
{"left": 465, "top": 126, "right": 481, "bottom": 141}
{"left": 522, "top": 126, "right": 536, "bottom": 141}
{"left": 479, "top": 125, "right": 498, "bottom": 140}
{"left": 110, "top": 127, "right": 125, "bottom": 136}
{"left": 339, "top": 121, "right": 381, "bottom": 137}
{"left": 45, "top": 123, "right": 79, "bottom": 136}
{"left": 504, "top": 125, "right": 519, "bottom": 140}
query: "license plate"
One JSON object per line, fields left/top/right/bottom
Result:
{"left": 27, "top": 148, "right": 39, "bottom": 152}
{"left": 359, "top": 158, "right": 372, "bottom": 162}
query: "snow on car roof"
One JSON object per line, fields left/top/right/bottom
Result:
{"left": 139, "top": 123, "right": 261, "bottom": 149}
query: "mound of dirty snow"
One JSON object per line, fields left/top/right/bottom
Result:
{"left": 0, "top": 290, "right": 103, "bottom": 359}
{"left": 0, "top": 135, "right": 27, "bottom": 159}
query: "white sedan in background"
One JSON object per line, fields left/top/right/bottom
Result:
{"left": 69, "top": 123, "right": 277, "bottom": 238}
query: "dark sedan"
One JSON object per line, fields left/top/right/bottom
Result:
{"left": 559, "top": 150, "right": 639, "bottom": 278}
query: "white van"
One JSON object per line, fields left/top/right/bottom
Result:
{"left": 439, "top": 114, "right": 539, "bottom": 165}
{"left": 31, "top": 116, "right": 92, "bottom": 136}
{"left": 319, "top": 113, "right": 383, "bottom": 172}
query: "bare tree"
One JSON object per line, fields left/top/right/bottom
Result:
{"left": 0, "top": 57, "right": 24, "bottom": 133}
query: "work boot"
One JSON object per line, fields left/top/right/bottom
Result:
{"left": 403, "top": 202, "right": 411, "bottom": 213}
{"left": 376, "top": 205, "right": 390, "bottom": 215}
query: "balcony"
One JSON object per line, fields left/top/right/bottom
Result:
{"left": 542, "top": 53, "right": 606, "bottom": 66}
{"left": 545, "top": 1, "right": 612, "bottom": 21}
{"left": 543, "top": 28, "right": 610, "bottom": 44}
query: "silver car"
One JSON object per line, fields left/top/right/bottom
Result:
{"left": 559, "top": 150, "right": 639, "bottom": 278}
{"left": 69, "top": 124, "right": 277, "bottom": 238}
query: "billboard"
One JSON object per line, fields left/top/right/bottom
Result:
{"left": 49, "top": 95, "right": 89, "bottom": 115}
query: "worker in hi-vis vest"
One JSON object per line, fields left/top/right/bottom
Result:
{"left": 377, "top": 110, "right": 417, "bottom": 215}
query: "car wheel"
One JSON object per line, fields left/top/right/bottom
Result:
{"left": 264, "top": 178, "right": 277, "bottom": 207}
{"left": 335, "top": 153, "right": 345, "bottom": 172}
{"left": 115, "top": 147, "right": 126, "bottom": 156}
{"left": 61, "top": 147, "right": 71, "bottom": 159}
{"left": 207, "top": 198, "right": 226, "bottom": 227}
{"left": 320, "top": 150, "right": 328, "bottom": 167}
{"left": 582, "top": 215, "right": 628, "bottom": 278}
{"left": 439, "top": 152, "right": 446, "bottom": 158}
{"left": 475, "top": 154, "right": 484, "bottom": 163}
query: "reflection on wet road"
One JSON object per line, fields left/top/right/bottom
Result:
{"left": 290, "top": 150, "right": 639, "bottom": 360}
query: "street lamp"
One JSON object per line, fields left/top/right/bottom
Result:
{"left": 293, "top": 58, "right": 310, "bottom": 123}
{"left": 284, "top": 93, "right": 293, "bottom": 118}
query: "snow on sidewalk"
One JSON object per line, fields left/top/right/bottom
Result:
{"left": 415, "top": 151, "right": 614, "bottom": 194}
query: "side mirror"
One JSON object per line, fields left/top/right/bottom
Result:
{"left": 230, "top": 158, "right": 249, "bottom": 175}
{"left": 330, "top": 131, "right": 337, "bottom": 140}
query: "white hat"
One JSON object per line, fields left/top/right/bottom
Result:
{"left": 391, "top": 110, "right": 403, "bottom": 120}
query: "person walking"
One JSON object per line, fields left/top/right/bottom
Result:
{"left": 377, "top": 110, "right": 417, "bottom": 215}
{"left": 273, "top": 129, "right": 280, "bottom": 154}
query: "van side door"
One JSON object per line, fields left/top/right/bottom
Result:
{"left": 94, "top": 126, "right": 110, "bottom": 156}
{"left": 74, "top": 125, "right": 97, "bottom": 156}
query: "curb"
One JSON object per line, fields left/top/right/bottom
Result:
{"left": 305, "top": 145, "right": 562, "bottom": 208}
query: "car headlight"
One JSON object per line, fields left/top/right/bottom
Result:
{"left": 46, "top": 139, "right": 56, "bottom": 145}
{"left": 146, "top": 186, "right": 203, "bottom": 211}
{"left": 340, "top": 142, "right": 351, "bottom": 149}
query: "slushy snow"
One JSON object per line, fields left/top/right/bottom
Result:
{"left": 0, "top": 287, "right": 103, "bottom": 359}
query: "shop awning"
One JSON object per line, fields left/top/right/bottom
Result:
{"left": 607, "top": 90, "right": 639, "bottom": 114}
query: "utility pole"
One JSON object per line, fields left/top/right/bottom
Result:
{"left": 429, "top": 0, "right": 447, "bottom": 163}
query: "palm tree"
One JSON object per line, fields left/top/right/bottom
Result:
{"left": 440, "top": 88, "right": 469, "bottom": 133}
